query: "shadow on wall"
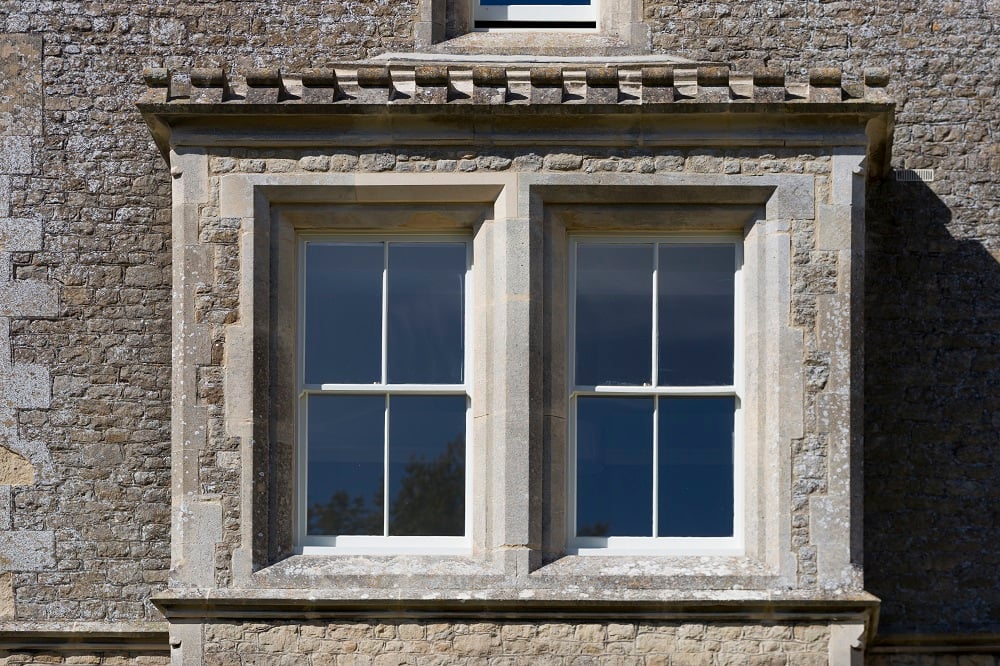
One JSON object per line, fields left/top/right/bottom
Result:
{"left": 864, "top": 177, "right": 1000, "bottom": 635}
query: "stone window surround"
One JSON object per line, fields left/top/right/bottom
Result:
{"left": 199, "top": 168, "right": 845, "bottom": 594}
{"left": 415, "top": 0, "right": 648, "bottom": 51}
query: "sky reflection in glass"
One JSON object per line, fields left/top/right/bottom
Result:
{"left": 576, "top": 396, "right": 654, "bottom": 537}
{"left": 575, "top": 244, "right": 653, "bottom": 386}
{"left": 658, "top": 397, "right": 734, "bottom": 537}
{"left": 304, "top": 243, "right": 383, "bottom": 385}
{"left": 658, "top": 245, "right": 735, "bottom": 386}
{"left": 387, "top": 243, "right": 465, "bottom": 384}
{"left": 388, "top": 395, "right": 466, "bottom": 536}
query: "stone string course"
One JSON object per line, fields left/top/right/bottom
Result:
{"left": 142, "top": 64, "right": 890, "bottom": 106}
{"left": 0, "top": 655, "right": 167, "bottom": 665}
{"left": 201, "top": 621, "right": 831, "bottom": 665}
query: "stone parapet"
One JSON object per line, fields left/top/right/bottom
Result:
{"left": 141, "top": 63, "right": 890, "bottom": 108}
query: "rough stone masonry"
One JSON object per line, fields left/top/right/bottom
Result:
{"left": 0, "top": 0, "right": 997, "bottom": 663}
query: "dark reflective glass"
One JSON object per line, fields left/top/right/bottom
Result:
{"left": 576, "top": 396, "right": 653, "bottom": 537}
{"left": 575, "top": 244, "right": 653, "bottom": 386}
{"left": 306, "top": 395, "right": 385, "bottom": 536}
{"left": 658, "top": 244, "right": 735, "bottom": 386}
{"left": 388, "top": 395, "right": 466, "bottom": 536}
{"left": 387, "top": 243, "right": 466, "bottom": 384}
{"left": 657, "top": 397, "right": 734, "bottom": 537}
{"left": 304, "top": 243, "right": 383, "bottom": 385}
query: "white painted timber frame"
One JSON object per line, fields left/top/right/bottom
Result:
{"left": 296, "top": 234, "right": 474, "bottom": 554}
{"left": 566, "top": 234, "right": 744, "bottom": 556}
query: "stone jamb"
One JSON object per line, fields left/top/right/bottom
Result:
{"left": 161, "top": 167, "right": 869, "bottom": 594}
{"left": 524, "top": 174, "right": 809, "bottom": 576}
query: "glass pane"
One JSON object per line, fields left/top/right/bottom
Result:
{"left": 576, "top": 396, "right": 653, "bottom": 537}
{"left": 387, "top": 243, "right": 466, "bottom": 384}
{"left": 658, "top": 244, "right": 735, "bottom": 386}
{"left": 575, "top": 244, "right": 653, "bottom": 386}
{"left": 657, "top": 397, "right": 734, "bottom": 537}
{"left": 304, "top": 242, "right": 383, "bottom": 385}
{"left": 306, "top": 395, "right": 385, "bottom": 536}
{"left": 388, "top": 395, "right": 466, "bottom": 536}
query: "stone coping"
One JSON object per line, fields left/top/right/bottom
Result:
{"left": 140, "top": 63, "right": 891, "bottom": 107}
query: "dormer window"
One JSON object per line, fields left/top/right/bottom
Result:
{"left": 473, "top": 0, "right": 597, "bottom": 29}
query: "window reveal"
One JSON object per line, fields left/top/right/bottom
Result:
{"left": 298, "top": 239, "right": 471, "bottom": 552}
{"left": 569, "top": 238, "right": 741, "bottom": 552}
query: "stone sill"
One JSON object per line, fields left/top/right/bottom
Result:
{"left": 151, "top": 589, "right": 880, "bottom": 626}
{"left": 420, "top": 31, "right": 641, "bottom": 58}
{"left": 870, "top": 633, "right": 1000, "bottom": 654}
{"left": 372, "top": 52, "right": 701, "bottom": 66}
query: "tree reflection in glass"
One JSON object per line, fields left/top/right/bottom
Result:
{"left": 306, "top": 395, "right": 465, "bottom": 537}
{"left": 388, "top": 395, "right": 465, "bottom": 536}
{"left": 306, "top": 394, "right": 384, "bottom": 536}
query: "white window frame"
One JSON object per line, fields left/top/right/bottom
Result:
{"left": 472, "top": 0, "right": 598, "bottom": 28}
{"left": 295, "top": 233, "right": 474, "bottom": 555}
{"left": 567, "top": 234, "right": 745, "bottom": 556}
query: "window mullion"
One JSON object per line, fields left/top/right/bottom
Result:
{"left": 381, "top": 242, "right": 389, "bottom": 537}
{"left": 651, "top": 241, "right": 659, "bottom": 388}
{"left": 652, "top": 395, "right": 659, "bottom": 538}
{"left": 381, "top": 242, "right": 389, "bottom": 385}
{"left": 383, "top": 393, "right": 390, "bottom": 537}
{"left": 651, "top": 245, "right": 659, "bottom": 538}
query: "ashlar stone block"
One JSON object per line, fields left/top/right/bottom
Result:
{"left": 0, "top": 136, "right": 31, "bottom": 174}
{"left": 0, "top": 218, "right": 42, "bottom": 251}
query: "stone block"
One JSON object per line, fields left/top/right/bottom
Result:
{"left": 0, "top": 218, "right": 42, "bottom": 252}
{"left": 0, "top": 280, "right": 58, "bottom": 317}
{"left": 765, "top": 175, "right": 815, "bottom": 220}
{"left": 0, "top": 363, "right": 50, "bottom": 409}
{"left": 176, "top": 497, "right": 223, "bottom": 586}
{"left": 0, "top": 573, "right": 13, "bottom": 617}
{"left": 0, "top": 445, "right": 32, "bottom": 486}
{"left": 0, "top": 529, "right": 55, "bottom": 571}
{"left": 0, "top": 34, "right": 42, "bottom": 136}
{"left": 0, "top": 176, "right": 9, "bottom": 217}
{"left": 815, "top": 205, "right": 852, "bottom": 251}
{"left": 0, "top": 136, "right": 31, "bottom": 174}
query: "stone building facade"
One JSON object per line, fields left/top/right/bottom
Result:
{"left": 0, "top": 0, "right": 996, "bottom": 664}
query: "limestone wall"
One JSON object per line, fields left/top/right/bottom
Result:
{"left": 641, "top": 0, "right": 1000, "bottom": 637}
{"left": 201, "top": 621, "right": 831, "bottom": 666}
{"left": 0, "top": 0, "right": 996, "bottom": 656}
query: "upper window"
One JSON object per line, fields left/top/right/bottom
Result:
{"left": 568, "top": 237, "right": 742, "bottom": 555}
{"left": 473, "top": 0, "right": 597, "bottom": 30}
{"left": 297, "top": 237, "right": 472, "bottom": 554}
